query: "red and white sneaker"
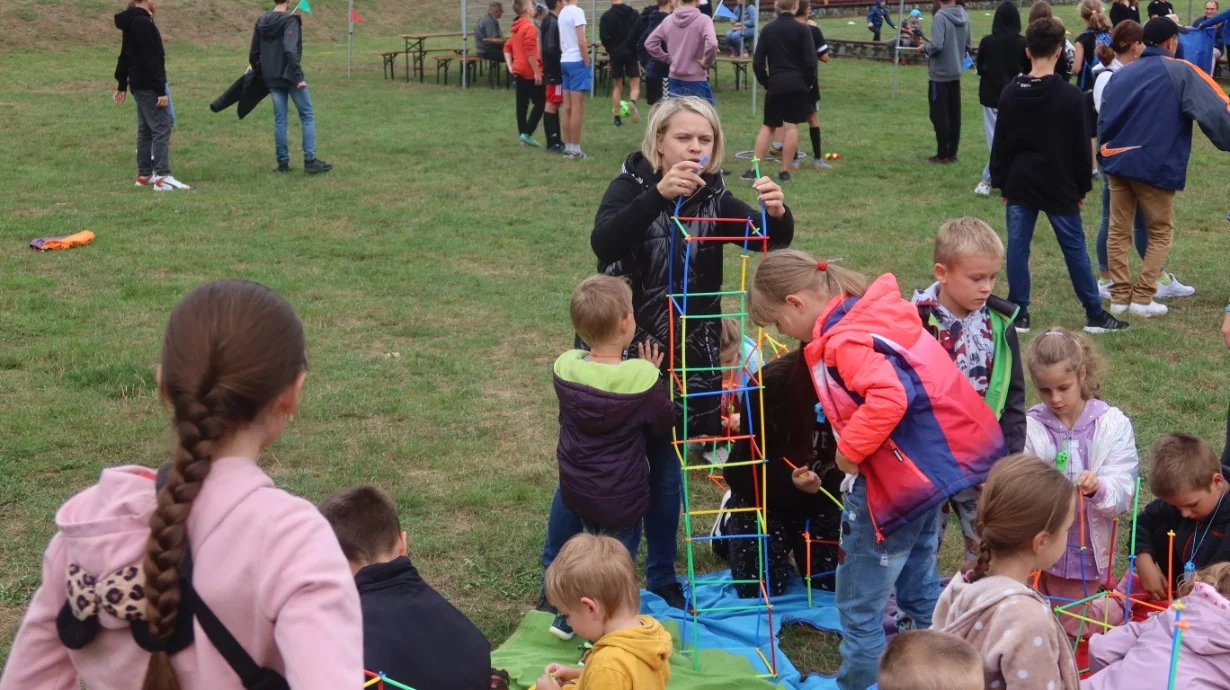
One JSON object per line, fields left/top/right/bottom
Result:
{"left": 152, "top": 175, "right": 191, "bottom": 191}
{"left": 135, "top": 175, "right": 151, "bottom": 186}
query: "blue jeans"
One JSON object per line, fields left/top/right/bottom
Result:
{"left": 1096, "top": 174, "right": 1149, "bottom": 272}
{"left": 835, "top": 477, "right": 943, "bottom": 690}
{"left": 541, "top": 433, "right": 681, "bottom": 590}
{"left": 668, "top": 78, "right": 715, "bottom": 105}
{"left": 725, "top": 27, "right": 755, "bottom": 53}
{"left": 579, "top": 518, "right": 643, "bottom": 560}
{"left": 270, "top": 85, "right": 318, "bottom": 164}
{"left": 1005, "top": 204, "right": 1103, "bottom": 319}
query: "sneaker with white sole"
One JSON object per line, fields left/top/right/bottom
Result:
{"left": 152, "top": 175, "right": 191, "bottom": 191}
{"left": 1098, "top": 279, "right": 1112, "bottom": 300}
{"left": 1085, "top": 311, "right": 1130, "bottom": 333}
{"left": 1109, "top": 303, "right": 1129, "bottom": 315}
{"left": 974, "top": 181, "right": 992, "bottom": 196}
{"left": 813, "top": 159, "right": 832, "bottom": 170}
{"left": 135, "top": 175, "right": 151, "bottom": 187}
{"left": 1129, "top": 301, "right": 1168, "bottom": 318}
{"left": 628, "top": 101, "right": 640, "bottom": 123}
{"left": 549, "top": 613, "right": 575, "bottom": 640}
{"left": 1154, "top": 273, "right": 1196, "bottom": 299}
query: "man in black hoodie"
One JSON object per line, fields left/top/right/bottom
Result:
{"left": 600, "top": 0, "right": 641, "bottom": 127}
{"left": 990, "top": 17, "right": 1128, "bottom": 334}
{"left": 249, "top": 1, "right": 332, "bottom": 173}
{"left": 635, "top": 0, "right": 675, "bottom": 105}
{"left": 114, "top": 0, "right": 190, "bottom": 191}
{"left": 320, "top": 486, "right": 494, "bottom": 690}
{"left": 973, "top": 1, "right": 1028, "bottom": 197}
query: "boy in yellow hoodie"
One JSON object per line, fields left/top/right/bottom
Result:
{"left": 536, "top": 534, "right": 673, "bottom": 690}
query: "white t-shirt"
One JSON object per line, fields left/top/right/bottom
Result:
{"left": 558, "top": 4, "right": 587, "bottom": 63}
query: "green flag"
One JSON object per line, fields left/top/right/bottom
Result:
{"left": 296, "top": 0, "right": 312, "bottom": 13}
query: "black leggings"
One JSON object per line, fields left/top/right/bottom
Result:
{"left": 928, "top": 79, "right": 962, "bottom": 158}
{"left": 515, "top": 76, "right": 545, "bottom": 137}
{"left": 717, "top": 490, "right": 842, "bottom": 598}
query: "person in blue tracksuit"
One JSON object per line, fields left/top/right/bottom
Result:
{"left": 1098, "top": 18, "right": 1230, "bottom": 318}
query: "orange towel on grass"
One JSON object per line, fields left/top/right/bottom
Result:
{"left": 31, "top": 230, "right": 94, "bottom": 251}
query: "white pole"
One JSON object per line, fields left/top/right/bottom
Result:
{"left": 751, "top": 2, "right": 758, "bottom": 114}
{"left": 590, "top": 0, "right": 598, "bottom": 98}
{"left": 347, "top": 0, "right": 354, "bottom": 78}
{"left": 891, "top": 0, "right": 905, "bottom": 98}
{"left": 462, "top": 0, "right": 469, "bottom": 88}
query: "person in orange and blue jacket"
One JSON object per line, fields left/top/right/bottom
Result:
{"left": 750, "top": 249, "right": 1005, "bottom": 690}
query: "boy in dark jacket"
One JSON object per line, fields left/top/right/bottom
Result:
{"left": 319, "top": 486, "right": 495, "bottom": 690}
{"left": 635, "top": 0, "right": 675, "bottom": 105}
{"left": 548, "top": 274, "right": 674, "bottom": 639}
{"left": 249, "top": 1, "right": 332, "bottom": 173}
{"left": 747, "top": 0, "right": 817, "bottom": 182}
{"left": 114, "top": 0, "right": 190, "bottom": 191}
{"left": 912, "top": 217, "right": 1026, "bottom": 561}
{"left": 600, "top": 0, "right": 641, "bottom": 127}
{"left": 990, "top": 17, "right": 1128, "bottom": 335}
{"left": 973, "top": 1, "right": 1028, "bottom": 196}
{"left": 539, "top": 0, "right": 564, "bottom": 152}
{"left": 866, "top": 0, "right": 896, "bottom": 41}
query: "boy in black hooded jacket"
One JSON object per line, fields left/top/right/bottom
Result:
{"left": 973, "top": 1, "right": 1028, "bottom": 197}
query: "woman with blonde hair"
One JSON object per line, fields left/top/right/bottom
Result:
{"left": 537, "top": 96, "right": 795, "bottom": 617}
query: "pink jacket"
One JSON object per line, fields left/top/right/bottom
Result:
{"left": 644, "top": 6, "right": 717, "bottom": 80}
{"left": 1083, "top": 582, "right": 1230, "bottom": 689}
{"left": 0, "top": 458, "right": 363, "bottom": 690}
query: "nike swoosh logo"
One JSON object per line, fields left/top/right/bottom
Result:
{"left": 1100, "top": 144, "right": 1142, "bottom": 156}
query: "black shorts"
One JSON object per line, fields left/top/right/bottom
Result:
{"left": 763, "top": 91, "right": 810, "bottom": 127}
{"left": 609, "top": 56, "right": 639, "bottom": 80}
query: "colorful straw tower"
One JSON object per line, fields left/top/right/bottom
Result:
{"left": 669, "top": 157, "right": 776, "bottom": 677}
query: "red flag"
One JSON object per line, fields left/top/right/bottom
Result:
{"left": 350, "top": 8, "right": 364, "bottom": 22}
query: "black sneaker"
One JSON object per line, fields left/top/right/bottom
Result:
{"left": 274, "top": 163, "right": 290, "bottom": 173}
{"left": 545, "top": 143, "right": 565, "bottom": 155}
{"left": 740, "top": 169, "right": 757, "bottom": 181}
{"left": 1013, "top": 312, "right": 1031, "bottom": 334}
{"left": 1084, "top": 311, "right": 1130, "bottom": 334}
{"left": 650, "top": 582, "right": 687, "bottom": 611}
{"left": 778, "top": 171, "right": 792, "bottom": 183}
{"left": 613, "top": 116, "right": 622, "bottom": 127}
{"left": 535, "top": 592, "right": 556, "bottom": 613}
{"left": 304, "top": 158, "right": 333, "bottom": 174}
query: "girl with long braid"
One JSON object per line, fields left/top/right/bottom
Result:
{"left": 0, "top": 280, "right": 362, "bottom": 690}
{"left": 933, "top": 455, "right": 1080, "bottom": 690}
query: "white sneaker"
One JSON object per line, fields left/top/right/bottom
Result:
{"left": 1129, "top": 301, "right": 1168, "bottom": 318}
{"left": 152, "top": 175, "right": 191, "bottom": 191}
{"left": 974, "top": 181, "right": 992, "bottom": 197}
{"left": 1098, "top": 279, "right": 1112, "bottom": 300}
{"left": 1109, "top": 303, "right": 1129, "bottom": 315}
{"left": 1154, "top": 273, "right": 1196, "bottom": 299}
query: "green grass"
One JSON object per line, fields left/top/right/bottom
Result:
{"left": 2, "top": 35, "right": 1229, "bottom": 680}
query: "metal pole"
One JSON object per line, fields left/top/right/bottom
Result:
{"left": 891, "top": 0, "right": 905, "bottom": 98}
{"left": 1188, "top": 0, "right": 1194, "bottom": 24}
{"left": 751, "top": 1, "right": 758, "bottom": 114}
{"left": 347, "top": 0, "right": 354, "bottom": 78}
{"left": 591, "top": 0, "right": 598, "bottom": 98}
{"left": 462, "top": 0, "right": 469, "bottom": 88}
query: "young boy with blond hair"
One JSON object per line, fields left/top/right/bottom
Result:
{"left": 541, "top": 275, "right": 675, "bottom": 639}
{"left": 911, "top": 217, "right": 1026, "bottom": 560}
{"left": 536, "top": 534, "right": 672, "bottom": 690}
{"left": 875, "top": 629, "right": 983, "bottom": 690}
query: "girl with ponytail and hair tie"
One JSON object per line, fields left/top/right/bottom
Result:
{"left": 749, "top": 249, "right": 1006, "bottom": 690}
{"left": 933, "top": 454, "right": 1081, "bottom": 690}
{"left": 0, "top": 281, "right": 362, "bottom": 690}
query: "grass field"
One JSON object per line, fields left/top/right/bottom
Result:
{"left": 2, "top": 20, "right": 1229, "bottom": 679}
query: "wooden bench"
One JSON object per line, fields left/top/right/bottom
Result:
{"left": 713, "top": 56, "right": 752, "bottom": 91}
{"left": 436, "top": 54, "right": 481, "bottom": 85}
{"left": 378, "top": 50, "right": 403, "bottom": 80}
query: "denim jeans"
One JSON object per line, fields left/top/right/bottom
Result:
{"left": 541, "top": 433, "right": 681, "bottom": 591}
{"left": 133, "top": 90, "right": 172, "bottom": 177}
{"left": 835, "top": 477, "right": 943, "bottom": 690}
{"left": 1096, "top": 173, "right": 1148, "bottom": 272}
{"left": 270, "top": 85, "right": 318, "bottom": 164}
{"left": 725, "top": 27, "right": 755, "bottom": 53}
{"left": 981, "top": 106, "right": 996, "bottom": 184}
{"left": 579, "top": 518, "right": 643, "bottom": 560}
{"left": 668, "top": 78, "right": 715, "bottom": 106}
{"left": 1005, "top": 204, "right": 1104, "bottom": 319}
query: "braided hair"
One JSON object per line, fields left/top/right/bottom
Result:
{"left": 141, "top": 281, "right": 306, "bottom": 690}
{"left": 967, "top": 454, "right": 1073, "bottom": 583}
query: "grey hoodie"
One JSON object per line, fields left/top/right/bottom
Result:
{"left": 924, "top": 4, "right": 972, "bottom": 82}
{"left": 249, "top": 11, "right": 305, "bottom": 89}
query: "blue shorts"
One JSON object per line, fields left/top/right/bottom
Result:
{"left": 561, "top": 61, "right": 592, "bottom": 92}
{"left": 668, "top": 78, "right": 715, "bottom": 105}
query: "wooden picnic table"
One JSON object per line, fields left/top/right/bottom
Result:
{"left": 713, "top": 55, "right": 752, "bottom": 91}
{"left": 401, "top": 32, "right": 465, "bottom": 82}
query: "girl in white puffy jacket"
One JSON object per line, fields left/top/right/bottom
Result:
{"left": 1023, "top": 328, "right": 1138, "bottom": 639}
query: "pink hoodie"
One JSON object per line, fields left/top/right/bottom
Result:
{"left": 1083, "top": 582, "right": 1230, "bottom": 689}
{"left": 0, "top": 458, "right": 363, "bottom": 690}
{"left": 644, "top": 5, "right": 717, "bottom": 80}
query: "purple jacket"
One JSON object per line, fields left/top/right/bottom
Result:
{"left": 553, "top": 351, "right": 675, "bottom": 527}
{"left": 644, "top": 6, "right": 717, "bottom": 80}
{"left": 1084, "top": 582, "right": 1230, "bottom": 689}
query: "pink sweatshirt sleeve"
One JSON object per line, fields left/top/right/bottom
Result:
{"left": 701, "top": 17, "right": 718, "bottom": 67}
{"left": 258, "top": 497, "right": 364, "bottom": 689}
{"left": 0, "top": 534, "right": 80, "bottom": 690}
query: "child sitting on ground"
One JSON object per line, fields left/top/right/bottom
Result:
{"left": 874, "top": 629, "right": 984, "bottom": 690}
{"left": 547, "top": 274, "right": 675, "bottom": 638}
{"left": 718, "top": 316, "right": 763, "bottom": 435}
{"left": 748, "top": 249, "right": 1006, "bottom": 690}
{"left": 1084, "top": 562, "right": 1230, "bottom": 688}
{"left": 536, "top": 534, "right": 672, "bottom": 690}
{"left": 913, "top": 217, "right": 1027, "bottom": 561}
{"left": 715, "top": 348, "right": 842, "bottom": 596}
{"left": 1023, "top": 327, "right": 1138, "bottom": 638}
{"left": 934, "top": 454, "right": 1081, "bottom": 689}
{"left": 319, "top": 486, "right": 495, "bottom": 690}
{"left": 1094, "top": 433, "right": 1230, "bottom": 624}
